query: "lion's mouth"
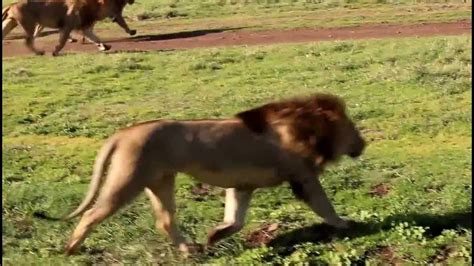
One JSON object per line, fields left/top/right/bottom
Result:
{"left": 349, "top": 137, "right": 366, "bottom": 158}
{"left": 349, "top": 151, "right": 362, "bottom": 158}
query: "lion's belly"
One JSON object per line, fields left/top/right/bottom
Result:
{"left": 183, "top": 166, "right": 284, "bottom": 189}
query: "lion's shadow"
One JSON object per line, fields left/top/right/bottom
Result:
{"left": 268, "top": 210, "right": 472, "bottom": 249}
{"left": 197, "top": 210, "right": 471, "bottom": 263}
{"left": 126, "top": 27, "right": 245, "bottom": 42}
{"left": 5, "top": 27, "right": 244, "bottom": 42}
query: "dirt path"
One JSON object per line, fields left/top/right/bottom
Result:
{"left": 2, "top": 20, "right": 471, "bottom": 58}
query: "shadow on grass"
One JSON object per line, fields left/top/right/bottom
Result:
{"left": 268, "top": 210, "right": 472, "bottom": 249}
{"left": 194, "top": 210, "right": 471, "bottom": 263}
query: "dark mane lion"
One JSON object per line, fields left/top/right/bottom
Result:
{"left": 2, "top": 0, "right": 135, "bottom": 56}
{"left": 236, "top": 93, "right": 363, "bottom": 165}
{"left": 35, "top": 93, "right": 366, "bottom": 256}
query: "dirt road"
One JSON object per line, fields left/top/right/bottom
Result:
{"left": 2, "top": 20, "right": 471, "bottom": 57}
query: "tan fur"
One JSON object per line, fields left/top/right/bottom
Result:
{"left": 2, "top": 5, "right": 11, "bottom": 21}
{"left": 2, "top": 0, "right": 135, "bottom": 56}
{"left": 46, "top": 93, "right": 366, "bottom": 255}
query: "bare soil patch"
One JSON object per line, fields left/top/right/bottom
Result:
{"left": 2, "top": 20, "right": 471, "bottom": 57}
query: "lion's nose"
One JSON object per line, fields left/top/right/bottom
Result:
{"left": 349, "top": 137, "right": 366, "bottom": 158}
{"left": 349, "top": 150, "right": 362, "bottom": 158}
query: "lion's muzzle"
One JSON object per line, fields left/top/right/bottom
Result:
{"left": 349, "top": 135, "right": 366, "bottom": 158}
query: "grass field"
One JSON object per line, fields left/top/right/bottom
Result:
{"left": 2, "top": 34, "right": 471, "bottom": 264}
{"left": 2, "top": 0, "right": 471, "bottom": 36}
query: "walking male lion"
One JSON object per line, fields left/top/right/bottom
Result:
{"left": 2, "top": 0, "right": 135, "bottom": 56}
{"left": 36, "top": 93, "right": 366, "bottom": 255}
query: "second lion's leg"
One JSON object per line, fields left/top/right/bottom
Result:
{"left": 20, "top": 22, "right": 44, "bottom": 55}
{"left": 82, "top": 28, "right": 110, "bottom": 51}
{"left": 68, "top": 33, "right": 78, "bottom": 43}
{"left": 2, "top": 18, "right": 17, "bottom": 40}
{"left": 52, "top": 26, "right": 72, "bottom": 56}
{"left": 207, "top": 188, "right": 253, "bottom": 246}
{"left": 113, "top": 14, "right": 136, "bottom": 36}
{"left": 33, "top": 24, "right": 44, "bottom": 38}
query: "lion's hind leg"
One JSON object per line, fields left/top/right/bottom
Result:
{"left": 64, "top": 164, "right": 147, "bottom": 255}
{"left": 145, "top": 174, "right": 200, "bottom": 255}
{"left": 2, "top": 17, "right": 17, "bottom": 39}
{"left": 17, "top": 19, "right": 44, "bottom": 55}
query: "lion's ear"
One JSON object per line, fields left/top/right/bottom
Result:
{"left": 236, "top": 106, "right": 269, "bottom": 134}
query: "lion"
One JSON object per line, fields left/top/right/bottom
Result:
{"left": 32, "top": 11, "right": 137, "bottom": 44}
{"left": 2, "top": 3, "right": 80, "bottom": 43}
{"left": 35, "top": 93, "right": 366, "bottom": 255}
{"left": 2, "top": 0, "right": 135, "bottom": 56}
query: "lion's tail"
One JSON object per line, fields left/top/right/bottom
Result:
{"left": 2, "top": 4, "right": 18, "bottom": 40}
{"left": 34, "top": 137, "right": 118, "bottom": 221}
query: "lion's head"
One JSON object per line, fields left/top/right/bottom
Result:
{"left": 236, "top": 93, "right": 366, "bottom": 166}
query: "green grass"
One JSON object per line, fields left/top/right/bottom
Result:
{"left": 2, "top": 35, "right": 472, "bottom": 264}
{"left": 2, "top": 0, "right": 471, "bottom": 37}
{"left": 122, "top": 0, "right": 472, "bottom": 29}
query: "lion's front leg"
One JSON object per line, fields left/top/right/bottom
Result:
{"left": 52, "top": 26, "right": 73, "bottom": 56}
{"left": 113, "top": 14, "right": 136, "bottom": 36}
{"left": 207, "top": 188, "right": 253, "bottom": 246}
{"left": 81, "top": 28, "right": 111, "bottom": 51}
{"left": 290, "top": 178, "right": 349, "bottom": 229}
